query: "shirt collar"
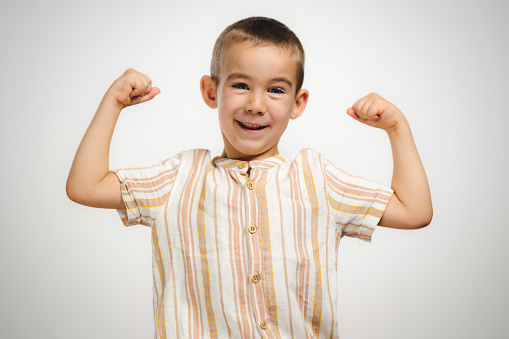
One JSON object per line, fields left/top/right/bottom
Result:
{"left": 212, "top": 153, "right": 289, "bottom": 171}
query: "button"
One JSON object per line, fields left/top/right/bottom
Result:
{"left": 238, "top": 161, "right": 248, "bottom": 169}
{"left": 247, "top": 181, "right": 255, "bottom": 190}
{"left": 248, "top": 225, "right": 257, "bottom": 234}
{"left": 251, "top": 273, "right": 261, "bottom": 283}
{"left": 260, "top": 321, "right": 268, "bottom": 330}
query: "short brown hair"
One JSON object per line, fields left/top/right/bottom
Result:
{"left": 211, "top": 17, "right": 305, "bottom": 93}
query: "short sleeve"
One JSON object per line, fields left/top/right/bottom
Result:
{"left": 114, "top": 154, "right": 181, "bottom": 227}
{"left": 324, "top": 160, "right": 393, "bottom": 241}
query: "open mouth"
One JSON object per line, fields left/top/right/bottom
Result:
{"left": 237, "top": 121, "right": 267, "bottom": 130}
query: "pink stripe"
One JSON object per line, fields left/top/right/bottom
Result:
{"left": 325, "top": 171, "right": 391, "bottom": 201}
{"left": 227, "top": 175, "right": 248, "bottom": 337}
{"left": 211, "top": 170, "right": 232, "bottom": 337}
{"left": 164, "top": 200, "right": 180, "bottom": 338}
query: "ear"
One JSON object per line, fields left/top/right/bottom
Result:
{"left": 290, "top": 89, "right": 309, "bottom": 119}
{"left": 200, "top": 75, "right": 218, "bottom": 109}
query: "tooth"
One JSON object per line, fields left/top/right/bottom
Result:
{"left": 243, "top": 122, "right": 259, "bottom": 127}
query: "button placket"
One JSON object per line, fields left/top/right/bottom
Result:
{"left": 244, "top": 169, "right": 265, "bottom": 328}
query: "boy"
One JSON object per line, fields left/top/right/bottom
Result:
{"left": 67, "top": 17, "right": 432, "bottom": 339}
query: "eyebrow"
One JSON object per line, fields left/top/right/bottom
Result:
{"left": 226, "top": 73, "right": 294, "bottom": 88}
{"left": 271, "top": 77, "right": 293, "bottom": 88}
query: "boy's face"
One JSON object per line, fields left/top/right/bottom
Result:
{"left": 201, "top": 41, "right": 309, "bottom": 161}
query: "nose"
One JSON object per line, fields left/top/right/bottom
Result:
{"left": 244, "top": 91, "right": 266, "bottom": 115}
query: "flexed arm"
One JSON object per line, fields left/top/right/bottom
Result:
{"left": 347, "top": 93, "right": 432, "bottom": 229}
{"left": 66, "top": 69, "right": 160, "bottom": 209}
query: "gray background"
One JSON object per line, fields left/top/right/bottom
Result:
{"left": 1, "top": 0, "right": 508, "bottom": 338}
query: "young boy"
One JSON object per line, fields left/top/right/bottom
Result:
{"left": 67, "top": 17, "right": 432, "bottom": 339}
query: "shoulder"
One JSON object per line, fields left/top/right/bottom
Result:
{"left": 292, "top": 149, "right": 359, "bottom": 183}
{"left": 166, "top": 149, "right": 213, "bottom": 176}
{"left": 117, "top": 149, "right": 212, "bottom": 178}
{"left": 164, "top": 149, "right": 211, "bottom": 164}
{"left": 291, "top": 148, "right": 328, "bottom": 167}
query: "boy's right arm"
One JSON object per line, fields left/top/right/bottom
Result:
{"left": 66, "top": 69, "right": 160, "bottom": 209}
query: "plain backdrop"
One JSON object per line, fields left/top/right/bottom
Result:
{"left": 1, "top": 0, "right": 508, "bottom": 338}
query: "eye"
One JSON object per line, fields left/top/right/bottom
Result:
{"left": 268, "top": 87, "right": 285, "bottom": 94}
{"left": 233, "top": 83, "right": 249, "bottom": 90}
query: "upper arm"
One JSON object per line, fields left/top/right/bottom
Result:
{"left": 67, "top": 171, "right": 125, "bottom": 210}
{"left": 378, "top": 193, "right": 431, "bottom": 229}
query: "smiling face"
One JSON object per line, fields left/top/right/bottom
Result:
{"left": 201, "top": 41, "right": 309, "bottom": 161}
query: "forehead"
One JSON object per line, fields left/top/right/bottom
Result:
{"left": 221, "top": 41, "right": 299, "bottom": 84}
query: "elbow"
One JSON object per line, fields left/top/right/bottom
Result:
{"left": 66, "top": 181, "right": 80, "bottom": 204}
{"left": 410, "top": 218, "right": 432, "bottom": 230}
{"left": 66, "top": 179, "right": 88, "bottom": 205}
{"left": 408, "top": 207, "right": 433, "bottom": 229}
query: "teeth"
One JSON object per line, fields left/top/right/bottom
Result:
{"left": 242, "top": 122, "right": 261, "bottom": 128}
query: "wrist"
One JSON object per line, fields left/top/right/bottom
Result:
{"left": 101, "top": 92, "right": 127, "bottom": 114}
{"left": 385, "top": 116, "right": 410, "bottom": 138}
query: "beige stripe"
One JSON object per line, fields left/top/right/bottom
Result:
{"left": 124, "top": 191, "right": 171, "bottom": 209}
{"left": 335, "top": 221, "right": 375, "bottom": 230}
{"left": 186, "top": 150, "right": 208, "bottom": 337}
{"left": 335, "top": 230, "right": 341, "bottom": 257}
{"left": 212, "top": 169, "right": 232, "bottom": 338}
{"left": 325, "top": 184, "right": 391, "bottom": 206}
{"left": 325, "top": 202, "right": 334, "bottom": 339}
{"left": 212, "top": 158, "right": 239, "bottom": 168}
{"left": 140, "top": 220, "right": 152, "bottom": 227}
{"left": 123, "top": 180, "right": 174, "bottom": 194}
{"left": 164, "top": 199, "right": 180, "bottom": 339}
{"left": 275, "top": 168, "right": 295, "bottom": 337}
{"left": 116, "top": 156, "right": 179, "bottom": 172}
{"left": 273, "top": 154, "right": 287, "bottom": 162}
{"left": 222, "top": 161, "right": 243, "bottom": 169}
{"left": 123, "top": 166, "right": 179, "bottom": 184}
{"left": 302, "top": 150, "right": 322, "bottom": 337}
{"left": 176, "top": 151, "right": 202, "bottom": 338}
{"left": 343, "top": 231, "right": 372, "bottom": 240}
{"left": 152, "top": 270, "right": 158, "bottom": 318}
{"left": 325, "top": 171, "right": 392, "bottom": 201}
{"left": 328, "top": 194, "right": 384, "bottom": 218}
{"left": 290, "top": 164, "right": 315, "bottom": 338}
{"left": 152, "top": 224, "right": 167, "bottom": 339}
{"left": 226, "top": 176, "right": 246, "bottom": 337}
{"left": 258, "top": 170, "right": 281, "bottom": 336}
{"left": 290, "top": 163, "right": 309, "bottom": 327}
{"left": 197, "top": 164, "right": 218, "bottom": 338}
{"left": 176, "top": 192, "right": 193, "bottom": 338}
{"left": 296, "top": 163, "right": 313, "bottom": 331}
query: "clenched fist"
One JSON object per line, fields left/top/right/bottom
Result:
{"left": 106, "top": 68, "right": 160, "bottom": 109}
{"left": 347, "top": 93, "right": 406, "bottom": 132}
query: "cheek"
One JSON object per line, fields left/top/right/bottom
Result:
{"left": 218, "top": 90, "right": 241, "bottom": 110}
{"left": 270, "top": 102, "right": 294, "bottom": 124}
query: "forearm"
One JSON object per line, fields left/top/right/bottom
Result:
{"left": 66, "top": 95, "right": 122, "bottom": 203}
{"left": 385, "top": 119, "right": 433, "bottom": 228}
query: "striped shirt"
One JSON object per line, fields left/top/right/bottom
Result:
{"left": 115, "top": 148, "right": 392, "bottom": 339}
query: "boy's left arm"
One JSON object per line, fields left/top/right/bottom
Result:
{"left": 347, "top": 93, "right": 433, "bottom": 229}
